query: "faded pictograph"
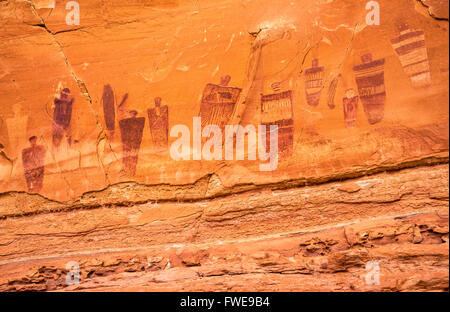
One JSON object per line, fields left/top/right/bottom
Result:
{"left": 22, "top": 136, "right": 46, "bottom": 193}
{"left": 148, "top": 97, "right": 169, "bottom": 151}
{"left": 119, "top": 110, "right": 145, "bottom": 176}
{"left": 53, "top": 87, "right": 74, "bottom": 148}
{"left": 6, "top": 103, "right": 29, "bottom": 158}
{"left": 0, "top": 142, "right": 13, "bottom": 183}
{"left": 199, "top": 75, "right": 242, "bottom": 130}
{"left": 102, "top": 84, "right": 116, "bottom": 140}
{"left": 261, "top": 85, "right": 294, "bottom": 157}
{"left": 390, "top": 23, "right": 432, "bottom": 88}
{"left": 353, "top": 53, "right": 386, "bottom": 125}
{"left": 343, "top": 88, "right": 359, "bottom": 128}
{"left": 304, "top": 59, "right": 325, "bottom": 107}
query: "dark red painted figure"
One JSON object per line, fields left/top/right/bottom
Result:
{"left": 343, "top": 89, "right": 359, "bottom": 128}
{"left": 390, "top": 23, "right": 431, "bottom": 88}
{"left": 261, "top": 90, "right": 294, "bottom": 157}
{"left": 148, "top": 97, "right": 169, "bottom": 151}
{"left": 53, "top": 88, "right": 74, "bottom": 147}
{"left": 102, "top": 84, "right": 116, "bottom": 138}
{"left": 22, "top": 136, "right": 46, "bottom": 193}
{"left": 353, "top": 54, "right": 386, "bottom": 125}
{"left": 119, "top": 110, "right": 145, "bottom": 176}
{"left": 200, "top": 75, "right": 242, "bottom": 130}
{"left": 304, "top": 59, "right": 325, "bottom": 107}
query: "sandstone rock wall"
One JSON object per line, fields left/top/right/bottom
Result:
{"left": 0, "top": 0, "right": 448, "bottom": 291}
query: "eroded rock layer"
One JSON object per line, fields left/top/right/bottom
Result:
{"left": 0, "top": 0, "right": 448, "bottom": 291}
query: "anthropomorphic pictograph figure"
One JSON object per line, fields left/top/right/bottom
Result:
{"left": 102, "top": 84, "right": 116, "bottom": 140}
{"left": 119, "top": 110, "right": 145, "bottom": 176}
{"left": 261, "top": 85, "right": 294, "bottom": 157}
{"left": 304, "top": 59, "right": 325, "bottom": 107}
{"left": 390, "top": 23, "right": 432, "bottom": 88}
{"left": 343, "top": 88, "right": 359, "bottom": 128}
{"left": 148, "top": 97, "right": 169, "bottom": 151}
{"left": 52, "top": 88, "right": 74, "bottom": 148}
{"left": 22, "top": 136, "right": 46, "bottom": 193}
{"left": 353, "top": 53, "right": 386, "bottom": 125}
{"left": 199, "top": 75, "right": 242, "bottom": 130}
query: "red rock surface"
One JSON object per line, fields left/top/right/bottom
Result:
{"left": 0, "top": 0, "right": 448, "bottom": 291}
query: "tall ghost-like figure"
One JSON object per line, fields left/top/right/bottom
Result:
{"left": 148, "top": 97, "right": 169, "bottom": 151}
{"left": 343, "top": 88, "right": 359, "bottom": 128}
{"left": 52, "top": 88, "right": 74, "bottom": 148}
{"left": 390, "top": 23, "right": 432, "bottom": 88}
{"left": 119, "top": 110, "right": 145, "bottom": 176}
{"left": 102, "top": 84, "right": 116, "bottom": 140}
{"left": 199, "top": 75, "right": 242, "bottom": 131}
{"left": 353, "top": 54, "right": 386, "bottom": 125}
{"left": 22, "top": 136, "right": 46, "bottom": 193}
{"left": 304, "top": 59, "right": 325, "bottom": 107}
{"left": 6, "top": 103, "right": 28, "bottom": 158}
{"left": 261, "top": 84, "right": 294, "bottom": 157}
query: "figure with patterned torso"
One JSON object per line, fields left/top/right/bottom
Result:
{"left": 148, "top": 97, "right": 169, "bottom": 151}
{"left": 22, "top": 136, "right": 46, "bottom": 193}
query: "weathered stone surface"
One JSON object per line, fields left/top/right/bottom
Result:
{"left": 0, "top": 164, "right": 448, "bottom": 291}
{"left": 0, "top": 209, "right": 448, "bottom": 292}
{"left": 0, "top": 0, "right": 448, "bottom": 201}
{"left": 418, "top": 0, "right": 450, "bottom": 20}
{"left": 0, "top": 0, "right": 448, "bottom": 292}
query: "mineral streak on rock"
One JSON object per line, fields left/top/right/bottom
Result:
{"left": 0, "top": 0, "right": 448, "bottom": 292}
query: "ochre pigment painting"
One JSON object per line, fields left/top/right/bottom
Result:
{"left": 0, "top": 0, "right": 448, "bottom": 294}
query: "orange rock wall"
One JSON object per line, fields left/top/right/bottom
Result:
{"left": 0, "top": 0, "right": 448, "bottom": 291}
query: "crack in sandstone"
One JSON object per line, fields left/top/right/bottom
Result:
{"left": 27, "top": 22, "right": 85, "bottom": 35}
{"left": 25, "top": 1, "right": 114, "bottom": 184}
{"left": 26, "top": 2, "right": 92, "bottom": 106}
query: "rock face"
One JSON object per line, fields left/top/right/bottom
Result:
{"left": 0, "top": 0, "right": 448, "bottom": 292}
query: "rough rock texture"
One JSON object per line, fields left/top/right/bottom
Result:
{"left": 0, "top": 0, "right": 448, "bottom": 291}
{"left": 0, "top": 163, "right": 448, "bottom": 291}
